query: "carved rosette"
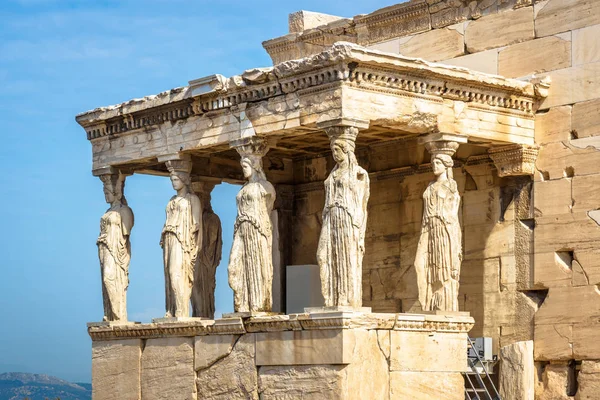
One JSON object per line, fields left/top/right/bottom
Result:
{"left": 488, "top": 144, "right": 539, "bottom": 177}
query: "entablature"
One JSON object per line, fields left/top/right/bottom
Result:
{"left": 76, "top": 42, "right": 547, "bottom": 175}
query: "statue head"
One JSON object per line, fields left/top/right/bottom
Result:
{"left": 165, "top": 158, "right": 192, "bottom": 193}
{"left": 232, "top": 137, "right": 269, "bottom": 182}
{"left": 170, "top": 171, "right": 191, "bottom": 191}
{"left": 327, "top": 126, "right": 359, "bottom": 168}
{"left": 100, "top": 173, "right": 126, "bottom": 205}
{"left": 240, "top": 154, "right": 266, "bottom": 181}
{"left": 431, "top": 153, "right": 454, "bottom": 179}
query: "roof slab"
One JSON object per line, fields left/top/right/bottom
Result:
{"left": 76, "top": 42, "right": 547, "bottom": 176}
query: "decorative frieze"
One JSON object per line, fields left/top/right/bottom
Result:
{"left": 488, "top": 144, "right": 539, "bottom": 177}
{"left": 88, "top": 313, "right": 474, "bottom": 341}
{"left": 77, "top": 43, "right": 541, "bottom": 147}
{"left": 354, "top": 1, "right": 431, "bottom": 45}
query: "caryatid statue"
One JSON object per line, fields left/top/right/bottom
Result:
{"left": 317, "top": 126, "right": 370, "bottom": 308}
{"left": 228, "top": 137, "right": 276, "bottom": 313}
{"left": 415, "top": 140, "right": 462, "bottom": 312}
{"left": 160, "top": 156, "right": 202, "bottom": 318}
{"left": 96, "top": 170, "right": 134, "bottom": 322}
{"left": 191, "top": 180, "right": 223, "bottom": 319}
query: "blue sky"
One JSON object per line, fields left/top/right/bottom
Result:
{"left": 0, "top": 0, "right": 396, "bottom": 383}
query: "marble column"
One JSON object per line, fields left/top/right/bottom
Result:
{"left": 159, "top": 154, "right": 202, "bottom": 318}
{"left": 316, "top": 119, "right": 370, "bottom": 309}
{"left": 191, "top": 178, "right": 223, "bottom": 319}
{"left": 94, "top": 167, "right": 134, "bottom": 322}
{"left": 415, "top": 135, "right": 465, "bottom": 312}
{"left": 228, "top": 137, "right": 277, "bottom": 313}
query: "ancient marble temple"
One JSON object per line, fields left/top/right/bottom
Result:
{"left": 73, "top": 0, "right": 586, "bottom": 397}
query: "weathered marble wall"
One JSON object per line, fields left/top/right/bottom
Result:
{"left": 341, "top": 0, "right": 600, "bottom": 398}
{"left": 89, "top": 313, "right": 473, "bottom": 400}
{"left": 290, "top": 138, "right": 534, "bottom": 353}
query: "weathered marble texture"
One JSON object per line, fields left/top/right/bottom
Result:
{"left": 191, "top": 181, "right": 222, "bottom": 319}
{"left": 228, "top": 139, "right": 276, "bottom": 313}
{"left": 97, "top": 172, "right": 134, "bottom": 322}
{"left": 415, "top": 141, "right": 462, "bottom": 312}
{"left": 161, "top": 159, "right": 202, "bottom": 318}
{"left": 317, "top": 126, "right": 370, "bottom": 308}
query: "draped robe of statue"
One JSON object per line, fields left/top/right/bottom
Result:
{"left": 415, "top": 177, "right": 462, "bottom": 312}
{"left": 97, "top": 204, "right": 133, "bottom": 321}
{"left": 192, "top": 210, "right": 222, "bottom": 318}
{"left": 317, "top": 162, "right": 370, "bottom": 308}
{"left": 228, "top": 180, "right": 276, "bottom": 312}
{"left": 161, "top": 193, "right": 201, "bottom": 317}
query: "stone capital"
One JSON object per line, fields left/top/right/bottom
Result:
{"left": 159, "top": 153, "right": 192, "bottom": 174}
{"left": 92, "top": 166, "right": 133, "bottom": 177}
{"left": 230, "top": 136, "right": 271, "bottom": 158}
{"left": 488, "top": 144, "right": 539, "bottom": 177}
{"left": 317, "top": 117, "right": 370, "bottom": 130}
{"left": 190, "top": 177, "right": 221, "bottom": 196}
{"left": 420, "top": 133, "right": 467, "bottom": 159}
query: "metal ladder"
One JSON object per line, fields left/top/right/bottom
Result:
{"left": 463, "top": 337, "right": 501, "bottom": 400}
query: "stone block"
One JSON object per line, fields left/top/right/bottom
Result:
{"left": 196, "top": 333, "right": 258, "bottom": 399}
{"left": 363, "top": 234, "right": 401, "bottom": 270}
{"left": 460, "top": 258, "right": 501, "bottom": 294}
{"left": 344, "top": 329, "right": 390, "bottom": 400}
{"left": 573, "top": 98, "right": 600, "bottom": 139}
{"left": 141, "top": 337, "right": 196, "bottom": 400}
{"left": 462, "top": 188, "right": 500, "bottom": 227}
{"left": 572, "top": 24, "right": 600, "bottom": 66}
{"left": 258, "top": 365, "right": 345, "bottom": 400}
{"left": 367, "top": 38, "right": 401, "bottom": 53}
{"left": 92, "top": 339, "right": 141, "bottom": 400}
{"left": 534, "top": 0, "right": 600, "bottom": 38}
{"left": 532, "top": 251, "right": 572, "bottom": 288}
{"left": 573, "top": 322, "right": 600, "bottom": 359}
{"left": 194, "top": 334, "right": 238, "bottom": 370}
{"left": 464, "top": 220, "right": 514, "bottom": 259}
{"left": 499, "top": 340, "right": 535, "bottom": 400}
{"left": 535, "top": 141, "right": 600, "bottom": 181}
{"left": 572, "top": 174, "right": 600, "bottom": 212}
{"left": 442, "top": 49, "right": 499, "bottom": 75}
{"left": 533, "top": 178, "right": 572, "bottom": 217}
{"left": 370, "top": 266, "right": 417, "bottom": 301}
{"left": 535, "top": 285, "right": 600, "bottom": 326}
{"left": 534, "top": 323, "right": 573, "bottom": 360}
{"left": 572, "top": 249, "right": 600, "bottom": 286}
{"left": 398, "top": 23, "right": 465, "bottom": 62}
{"left": 288, "top": 11, "right": 344, "bottom": 33}
{"left": 389, "top": 371, "right": 464, "bottom": 400}
{"left": 535, "top": 362, "right": 574, "bottom": 400}
{"left": 390, "top": 330, "right": 468, "bottom": 372}
{"left": 576, "top": 360, "right": 600, "bottom": 400}
{"left": 534, "top": 106, "right": 572, "bottom": 145}
{"left": 534, "top": 212, "right": 600, "bottom": 255}
{"left": 258, "top": 329, "right": 389, "bottom": 400}
{"left": 538, "top": 63, "right": 600, "bottom": 109}
{"left": 465, "top": 7, "right": 534, "bottom": 53}
{"left": 498, "top": 34, "right": 571, "bottom": 78}
{"left": 255, "top": 329, "right": 352, "bottom": 365}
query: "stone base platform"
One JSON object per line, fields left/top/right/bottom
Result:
{"left": 88, "top": 312, "right": 474, "bottom": 400}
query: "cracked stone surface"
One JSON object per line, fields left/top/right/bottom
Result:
{"left": 196, "top": 334, "right": 258, "bottom": 400}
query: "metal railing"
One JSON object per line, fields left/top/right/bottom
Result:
{"left": 463, "top": 337, "right": 501, "bottom": 400}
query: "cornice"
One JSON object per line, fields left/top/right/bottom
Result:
{"left": 87, "top": 312, "right": 474, "bottom": 341}
{"left": 77, "top": 43, "right": 540, "bottom": 142}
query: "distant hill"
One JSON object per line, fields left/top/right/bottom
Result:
{"left": 0, "top": 373, "right": 91, "bottom": 400}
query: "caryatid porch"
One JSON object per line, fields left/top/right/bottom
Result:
{"left": 78, "top": 42, "right": 547, "bottom": 399}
